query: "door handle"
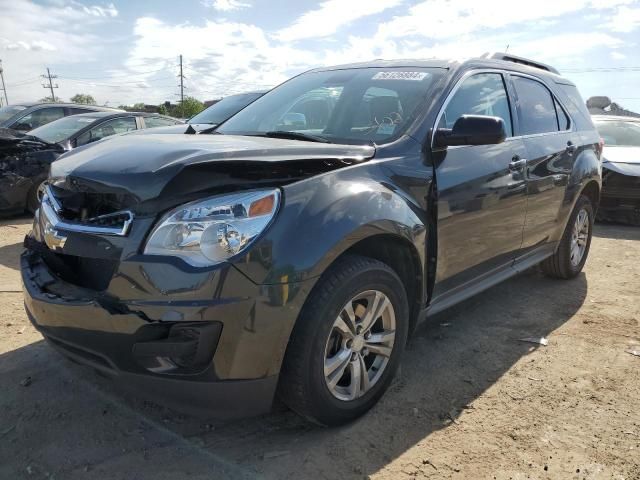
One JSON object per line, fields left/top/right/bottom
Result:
{"left": 509, "top": 156, "right": 527, "bottom": 171}
{"left": 566, "top": 142, "right": 577, "bottom": 155}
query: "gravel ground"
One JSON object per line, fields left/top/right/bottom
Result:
{"left": 0, "top": 215, "right": 639, "bottom": 480}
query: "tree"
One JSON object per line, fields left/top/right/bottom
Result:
{"left": 177, "top": 96, "right": 204, "bottom": 119}
{"left": 132, "top": 103, "right": 146, "bottom": 111}
{"left": 70, "top": 93, "right": 97, "bottom": 105}
{"left": 157, "top": 104, "right": 168, "bottom": 115}
{"left": 39, "top": 96, "right": 62, "bottom": 103}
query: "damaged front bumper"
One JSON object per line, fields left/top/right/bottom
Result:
{"left": 598, "top": 164, "right": 640, "bottom": 225}
{"left": 21, "top": 233, "right": 314, "bottom": 417}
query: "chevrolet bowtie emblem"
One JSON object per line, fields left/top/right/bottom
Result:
{"left": 43, "top": 223, "right": 67, "bottom": 251}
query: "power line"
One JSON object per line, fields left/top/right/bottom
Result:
{"left": 41, "top": 67, "right": 59, "bottom": 101}
{"left": 57, "top": 65, "right": 177, "bottom": 80}
{"left": 6, "top": 77, "right": 41, "bottom": 88}
{"left": 560, "top": 66, "right": 640, "bottom": 73}
{"left": 58, "top": 76, "right": 176, "bottom": 87}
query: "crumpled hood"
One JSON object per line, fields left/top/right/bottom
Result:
{"left": 602, "top": 146, "right": 640, "bottom": 164}
{"left": 49, "top": 133, "right": 375, "bottom": 206}
{"left": 602, "top": 146, "right": 640, "bottom": 176}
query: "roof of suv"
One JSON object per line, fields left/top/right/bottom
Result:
{"left": 309, "top": 53, "right": 573, "bottom": 86}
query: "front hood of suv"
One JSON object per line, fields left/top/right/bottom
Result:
{"left": 50, "top": 133, "right": 375, "bottom": 211}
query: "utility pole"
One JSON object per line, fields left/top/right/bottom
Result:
{"left": 41, "top": 67, "right": 58, "bottom": 102}
{"left": 0, "top": 59, "right": 8, "bottom": 105}
{"left": 178, "top": 54, "right": 185, "bottom": 117}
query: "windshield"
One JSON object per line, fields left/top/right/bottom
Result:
{"left": 189, "top": 93, "right": 264, "bottom": 124}
{"left": 29, "top": 115, "right": 100, "bottom": 143}
{"left": 218, "top": 68, "right": 442, "bottom": 144}
{"left": 0, "top": 105, "right": 27, "bottom": 123}
{"left": 595, "top": 120, "right": 640, "bottom": 147}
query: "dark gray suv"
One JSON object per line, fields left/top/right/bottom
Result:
{"left": 22, "top": 53, "right": 601, "bottom": 425}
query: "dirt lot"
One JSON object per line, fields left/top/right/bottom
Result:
{"left": 0, "top": 216, "right": 639, "bottom": 480}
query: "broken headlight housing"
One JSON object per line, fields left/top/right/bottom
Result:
{"left": 144, "top": 189, "right": 280, "bottom": 267}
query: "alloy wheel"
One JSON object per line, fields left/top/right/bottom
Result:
{"left": 323, "top": 290, "right": 396, "bottom": 401}
{"left": 570, "top": 208, "right": 590, "bottom": 267}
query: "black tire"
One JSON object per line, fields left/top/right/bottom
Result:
{"left": 26, "top": 178, "right": 46, "bottom": 214}
{"left": 278, "top": 254, "right": 409, "bottom": 426}
{"left": 541, "top": 194, "right": 594, "bottom": 279}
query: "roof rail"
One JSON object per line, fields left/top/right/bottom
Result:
{"left": 480, "top": 52, "right": 560, "bottom": 75}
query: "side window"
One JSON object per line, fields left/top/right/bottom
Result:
{"left": 144, "top": 116, "right": 180, "bottom": 128}
{"left": 440, "top": 73, "right": 513, "bottom": 137}
{"left": 18, "top": 107, "right": 65, "bottom": 129}
{"left": 554, "top": 99, "right": 570, "bottom": 131}
{"left": 76, "top": 117, "right": 136, "bottom": 146}
{"left": 512, "top": 76, "right": 558, "bottom": 135}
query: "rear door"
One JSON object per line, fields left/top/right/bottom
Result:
{"left": 509, "top": 74, "right": 577, "bottom": 260}
{"left": 431, "top": 71, "right": 529, "bottom": 302}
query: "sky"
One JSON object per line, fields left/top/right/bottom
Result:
{"left": 0, "top": 0, "right": 639, "bottom": 110}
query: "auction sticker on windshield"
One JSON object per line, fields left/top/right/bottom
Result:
{"left": 372, "top": 71, "right": 429, "bottom": 81}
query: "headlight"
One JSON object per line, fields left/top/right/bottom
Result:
{"left": 144, "top": 189, "right": 280, "bottom": 267}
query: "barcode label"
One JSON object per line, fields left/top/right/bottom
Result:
{"left": 372, "top": 71, "right": 428, "bottom": 81}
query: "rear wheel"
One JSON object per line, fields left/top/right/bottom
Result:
{"left": 541, "top": 194, "right": 594, "bottom": 279}
{"left": 278, "top": 255, "right": 408, "bottom": 426}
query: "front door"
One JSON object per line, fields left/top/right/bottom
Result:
{"left": 431, "top": 71, "right": 528, "bottom": 303}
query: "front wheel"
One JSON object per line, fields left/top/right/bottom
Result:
{"left": 278, "top": 255, "right": 409, "bottom": 426}
{"left": 26, "top": 177, "right": 47, "bottom": 214}
{"left": 541, "top": 194, "right": 594, "bottom": 279}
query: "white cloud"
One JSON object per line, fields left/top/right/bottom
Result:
{"left": 602, "top": 5, "right": 640, "bottom": 32}
{"left": 0, "top": 0, "right": 119, "bottom": 103}
{"left": 124, "top": 17, "right": 316, "bottom": 100}
{"left": 2, "top": 39, "right": 57, "bottom": 51}
{"left": 275, "top": 0, "right": 404, "bottom": 42}
{"left": 203, "top": 0, "right": 251, "bottom": 11}
{"left": 65, "top": 1, "right": 118, "bottom": 17}
{"left": 611, "top": 50, "right": 626, "bottom": 59}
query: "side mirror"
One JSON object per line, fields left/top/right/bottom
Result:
{"left": 435, "top": 115, "right": 506, "bottom": 148}
{"left": 13, "top": 122, "right": 33, "bottom": 131}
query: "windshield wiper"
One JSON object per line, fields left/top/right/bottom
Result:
{"left": 263, "top": 131, "right": 330, "bottom": 143}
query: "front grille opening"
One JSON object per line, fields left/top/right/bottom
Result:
{"left": 602, "top": 171, "right": 640, "bottom": 200}
{"left": 42, "top": 252, "right": 117, "bottom": 291}
{"left": 49, "top": 184, "right": 135, "bottom": 222}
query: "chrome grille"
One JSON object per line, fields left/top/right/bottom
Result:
{"left": 41, "top": 185, "right": 133, "bottom": 236}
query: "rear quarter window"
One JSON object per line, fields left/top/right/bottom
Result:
{"left": 556, "top": 84, "right": 595, "bottom": 132}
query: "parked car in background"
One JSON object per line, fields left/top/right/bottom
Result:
{"left": 593, "top": 115, "right": 640, "bottom": 225}
{"left": 0, "top": 103, "right": 121, "bottom": 132}
{"left": 0, "top": 112, "right": 182, "bottom": 216}
{"left": 135, "top": 91, "right": 267, "bottom": 135}
{"left": 22, "top": 54, "right": 601, "bottom": 425}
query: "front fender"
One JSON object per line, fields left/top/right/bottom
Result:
{"left": 230, "top": 161, "right": 430, "bottom": 286}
